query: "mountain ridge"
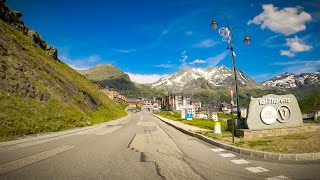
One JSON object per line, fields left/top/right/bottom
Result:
{"left": 78, "top": 64, "right": 165, "bottom": 99}
{"left": 262, "top": 70, "right": 320, "bottom": 89}
{"left": 151, "top": 66, "right": 262, "bottom": 92}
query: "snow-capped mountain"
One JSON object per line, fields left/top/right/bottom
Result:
{"left": 262, "top": 70, "right": 320, "bottom": 89}
{"left": 151, "top": 66, "right": 261, "bottom": 91}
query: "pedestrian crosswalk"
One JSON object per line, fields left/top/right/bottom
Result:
{"left": 211, "top": 148, "right": 290, "bottom": 179}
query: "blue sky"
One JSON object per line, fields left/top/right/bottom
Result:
{"left": 8, "top": 0, "right": 320, "bottom": 83}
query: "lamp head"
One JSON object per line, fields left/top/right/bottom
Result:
{"left": 211, "top": 21, "right": 218, "bottom": 30}
{"left": 244, "top": 35, "right": 251, "bottom": 46}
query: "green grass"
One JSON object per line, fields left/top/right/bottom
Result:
{"left": 234, "top": 130, "right": 320, "bottom": 153}
{"left": 235, "top": 140, "right": 272, "bottom": 148}
{"left": 157, "top": 111, "right": 229, "bottom": 133}
{"left": 0, "top": 92, "right": 127, "bottom": 141}
{"left": 247, "top": 140, "right": 272, "bottom": 148}
{"left": 158, "top": 111, "right": 182, "bottom": 121}
{"left": 182, "top": 119, "right": 228, "bottom": 132}
{"left": 0, "top": 20, "right": 127, "bottom": 141}
{"left": 217, "top": 113, "right": 233, "bottom": 119}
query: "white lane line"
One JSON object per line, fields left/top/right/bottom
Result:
{"left": 219, "top": 153, "right": 236, "bottom": 158}
{"left": 211, "top": 148, "right": 225, "bottom": 152}
{"left": 78, "top": 126, "right": 123, "bottom": 135}
{"left": 0, "top": 136, "right": 63, "bottom": 152}
{"left": 230, "top": 159, "right": 250, "bottom": 165}
{"left": 0, "top": 145, "right": 75, "bottom": 175}
{"left": 266, "top": 175, "right": 291, "bottom": 180}
{"left": 246, "top": 166, "right": 269, "bottom": 173}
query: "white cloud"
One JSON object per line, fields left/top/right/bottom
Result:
{"left": 189, "top": 59, "right": 206, "bottom": 65}
{"left": 112, "top": 48, "right": 136, "bottom": 53}
{"left": 155, "top": 64, "right": 176, "bottom": 68}
{"left": 206, "top": 51, "right": 229, "bottom": 66}
{"left": 280, "top": 50, "right": 295, "bottom": 57}
{"left": 263, "top": 34, "right": 282, "bottom": 48}
{"left": 126, "top": 73, "right": 167, "bottom": 84}
{"left": 251, "top": 72, "right": 279, "bottom": 82}
{"left": 193, "top": 39, "right": 217, "bottom": 48}
{"left": 185, "top": 31, "right": 193, "bottom": 35}
{"left": 179, "top": 51, "right": 188, "bottom": 67}
{"left": 59, "top": 54, "right": 101, "bottom": 70}
{"left": 248, "top": 4, "right": 312, "bottom": 36}
{"left": 273, "top": 60, "right": 320, "bottom": 75}
{"left": 273, "top": 60, "right": 320, "bottom": 66}
{"left": 280, "top": 36, "right": 312, "bottom": 57}
{"left": 161, "top": 29, "right": 169, "bottom": 36}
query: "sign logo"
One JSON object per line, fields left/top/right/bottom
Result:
{"left": 277, "top": 105, "right": 290, "bottom": 123}
{"left": 260, "top": 105, "right": 291, "bottom": 125}
{"left": 260, "top": 106, "right": 277, "bottom": 125}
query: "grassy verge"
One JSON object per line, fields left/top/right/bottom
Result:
{"left": 217, "top": 112, "right": 233, "bottom": 119}
{"left": 0, "top": 92, "right": 127, "bottom": 141}
{"left": 233, "top": 130, "right": 320, "bottom": 153}
{"left": 156, "top": 111, "right": 320, "bottom": 153}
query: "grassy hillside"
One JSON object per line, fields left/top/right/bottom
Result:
{"left": 79, "top": 64, "right": 164, "bottom": 99}
{"left": 293, "top": 86, "right": 320, "bottom": 113}
{"left": 0, "top": 20, "right": 126, "bottom": 141}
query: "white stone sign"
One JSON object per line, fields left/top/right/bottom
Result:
{"left": 246, "top": 94, "right": 302, "bottom": 130}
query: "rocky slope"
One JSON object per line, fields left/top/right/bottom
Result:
{"left": 0, "top": 1, "right": 126, "bottom": 141}
{"left": 0, "top": 0, "right": 57, "bottom": 59}
{"left": 262, "top": 71, "right": 320, "bottom": 89}
{"left": 151, "top": 66, "right": 262, "bottom": 92}
{"left": 79, "top": 64, "right": 164, "bottom": 98}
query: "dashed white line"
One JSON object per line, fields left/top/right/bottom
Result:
{"left": 219, "top": 153, "right": 236, "bottom": 158}
{"left": 211, "top": 148, "right": 225, "bottom": 152}
{"left": 230, "top": 159, "right": 250, "bottom": 165}
{"left": 0, "top": 145, "right": 75, "bottom": 175}
{"left": 246, "top": 166, "right": 269, "bottom": 173}
{"left": 78, "top": 126, "right": 123, "bottom": 135}
{"left": 266, "top": 175, "right": 291, "bottom": 180}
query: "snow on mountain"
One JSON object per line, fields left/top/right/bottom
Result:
{"left": 151, "top": 66, "right": 261, "bottom": 91}
{"left": 262, "top": 70, "right": 320, "bottom": 89}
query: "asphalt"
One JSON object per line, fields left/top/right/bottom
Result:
{"left": 155, "top": 115, "right": 320, "bottom": 161}
{"left": 0, "top": 111, "right": 319, "bottom": 180}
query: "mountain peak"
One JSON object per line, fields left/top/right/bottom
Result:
{"left": 96, "top": 64, "right": 114, "bottom": 67}
{"left": 283, "top": 72, "right": 294, "bottom": 76}
{"left": 263, "top": 71, "right": 320, "bottom": 89}
{"left": 151, "top": 66, "right": 261, "bottom": 91}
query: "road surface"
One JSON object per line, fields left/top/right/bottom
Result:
{"left": 0, "top": 111, "right": 319, "bottom": 179}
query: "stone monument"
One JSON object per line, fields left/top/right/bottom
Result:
{"left": 237, "top": 94, "right": 316, "bottom": 139}
{"left": 246, "top": 94, "right": 302, "bottom": 130}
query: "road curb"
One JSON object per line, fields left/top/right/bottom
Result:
{"left": 154, "top": 115, "right": 320, "bottom": 161}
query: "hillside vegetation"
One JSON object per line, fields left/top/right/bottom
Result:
{"left": 0, "top": 19, "right": 126, "bottom": 141}
{"left": 79, "top": 64, "right": 165, "bottom": 99}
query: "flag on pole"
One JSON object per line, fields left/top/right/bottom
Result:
{"left": 229, "top": 87, "right": 234, "bottom": 105}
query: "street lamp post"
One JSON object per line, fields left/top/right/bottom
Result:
{"left": 167, "top": 87, "right": 169, "bottom": 112}
{"left": 211, "top": 13, "right": 251, "bottom": 143}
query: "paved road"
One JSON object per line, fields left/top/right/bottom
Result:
{"left": 0, "top": 111, "right": 319, "bottom": 179}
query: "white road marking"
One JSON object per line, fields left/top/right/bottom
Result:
{"left": 0, "top": 136, "right": 64, "bottom": 152}
{"left": 230, "top": 159, "right": 250, "bottom": 165}
{"left": 246, "top": 166, "right": 269, "bottom": 173}
{"left": 78, "top": 126, "right": 123, "bottom": 135}
{"left": 0, "top": 145, "right": 75, "bottom": 175}
{"left": 219, "top": 153, "right": 236, "bottom": 158}
{"left": 211, "top": 148, "right": 225, "bottom": 152}
{"left": 266, "top": 175, "right": 291, "bottom": 180}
